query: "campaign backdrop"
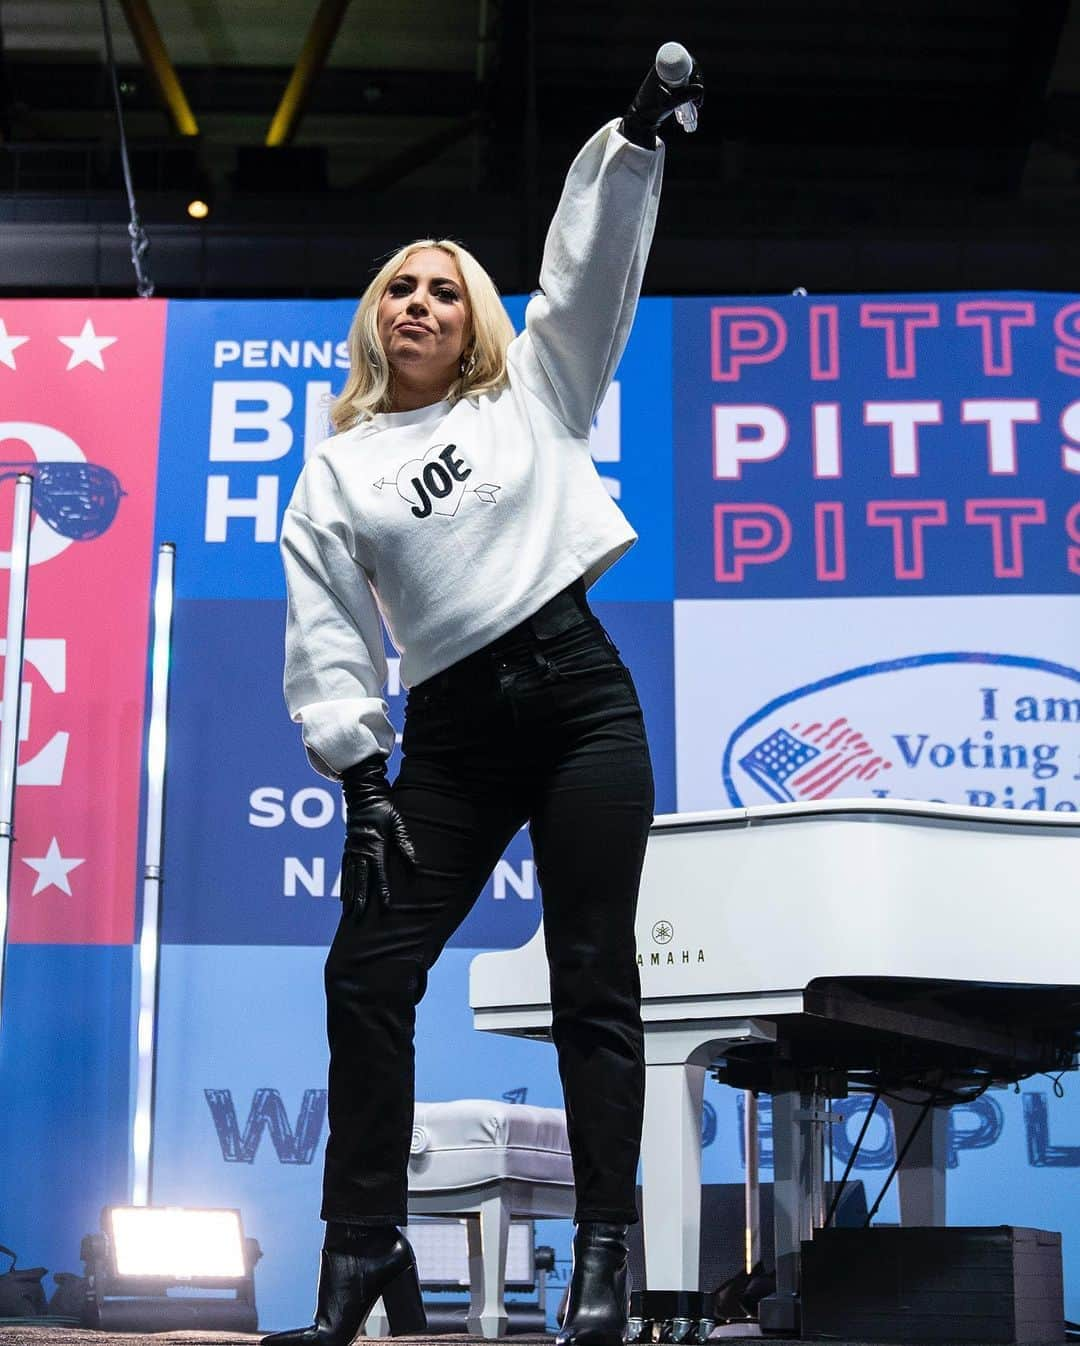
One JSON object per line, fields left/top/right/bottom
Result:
{"left": 0, "top": 292, "right": 1077, "bottom": 1329}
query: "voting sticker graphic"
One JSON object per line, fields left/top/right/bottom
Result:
{"left": 722, "top": 652, "right": 1080, "bottom": 809}
{"left": 675, "top": 595, "right": 1080, "bottom": 815}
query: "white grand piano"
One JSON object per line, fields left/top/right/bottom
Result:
{"left": 470, "top": 800, "right": 1080, "bottom": 1330}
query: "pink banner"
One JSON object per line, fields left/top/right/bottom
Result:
{"left": 0, "top": 299, "right": 166, "bottom": 943}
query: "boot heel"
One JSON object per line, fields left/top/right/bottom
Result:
{"left": 381, "top": 1262, "right": 426, "bottom": 1336}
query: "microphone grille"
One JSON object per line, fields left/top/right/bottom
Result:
{"left": 655, "top": 41, "right": 692, "bottom": 85}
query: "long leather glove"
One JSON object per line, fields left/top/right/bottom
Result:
{"left": 340, "top": 756, "right": 416, "bottom": 919}
{"left": 620, "top": 54, "right": 705, "bottom": 150}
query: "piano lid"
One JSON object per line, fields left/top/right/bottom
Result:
{"left": 652, "top": 795, "right": 1080, "bottom": 834}
{"left": 470, "top": 798, "right": 1080, "bottom": 1023}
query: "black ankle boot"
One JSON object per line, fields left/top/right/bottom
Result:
{"left": 261, "top": 1225, "right": 426, "bottom": 1346}
{"left": 556, "top": 1222, "right": 631, "bottom": 1346}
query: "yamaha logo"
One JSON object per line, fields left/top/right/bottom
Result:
{"left": 638, "top": 920, "right": 706, "bottom": 970}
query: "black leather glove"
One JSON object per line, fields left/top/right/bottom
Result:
{"left": 620, "top": 55, "right": 705, "bottom": 149}
{"left": 339, "top": 756, "right": 416, "bottom": 919}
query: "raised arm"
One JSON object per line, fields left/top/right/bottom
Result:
{"left": 512, "top": 122, "right": 664, "bottom": 439}
{"left": 511, "top": 47, "right": 703, "bottom": 439}
{"left": 281, "top": 497, "right": 395, "bottom": 781}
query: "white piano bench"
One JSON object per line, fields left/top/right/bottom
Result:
{"left": 364, "top": 1098, "right": 575, "bottom": 1340}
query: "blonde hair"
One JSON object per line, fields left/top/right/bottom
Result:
{"left": 329, "top": 238, "right": 516, "bottom": 433}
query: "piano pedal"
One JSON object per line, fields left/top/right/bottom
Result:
{"left": 629, "top": 1292, "right": 716, "bottom": 1345}
{"left": 666, "top": 1314, "right": 716, "bottom": 1343}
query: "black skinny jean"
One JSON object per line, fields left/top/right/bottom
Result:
{"left": 321, "top": 579, "right": 655, "bottom": 1228}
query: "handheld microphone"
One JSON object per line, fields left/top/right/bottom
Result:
{"left": 655, "top": 41, "right": 698, "bottom": 133}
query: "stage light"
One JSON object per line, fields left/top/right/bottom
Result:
{"left": 80, "top": 1206, "right": 261, "bottom": 1332}
{"left": 186, "top": 197, "right": 210, "bottom": 219}
{"left": 111, "top": 1207, "right": 245, "bottom": 1277}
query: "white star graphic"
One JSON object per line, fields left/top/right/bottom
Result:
{"left": 22, "top": 836, "right": 85, "bottom": 896}
{"left": 58, "top": 318, "right": 118, "bottom": 371}
{"left": 0, "top": 319, "right": 30, "bottom": 371}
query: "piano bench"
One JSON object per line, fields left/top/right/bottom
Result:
{"left": 366, "top": 1099, "right": 575, "bottom": 1339}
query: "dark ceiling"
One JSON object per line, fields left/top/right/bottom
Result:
{"left": 2, "top": 0, "right": 1080, "bottom": 296}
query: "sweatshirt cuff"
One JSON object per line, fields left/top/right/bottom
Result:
{"left": 611, "top": 116, "right": 660, "bottom": 155}
{"left": 618, "top": 116, "right": 659, "bottom": 152}
{"left": 293, "top": 697, "right": 395, "bottom": 780}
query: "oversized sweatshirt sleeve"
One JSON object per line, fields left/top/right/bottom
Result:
{"left": 280, "top": 504, "right": 396, "bottom": 781}
{"left": 511, "top": 119, "right": 665, "bottom": 439}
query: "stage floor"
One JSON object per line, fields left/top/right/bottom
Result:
{"left": 2, "top": 1332, "right": 1067, "bottom": 1346}
{"left": 0, "top": 1332, "right": 557, "bottom": 1346}
{"left": 0, "top": 1333, "right": 550, "bottom": 1345}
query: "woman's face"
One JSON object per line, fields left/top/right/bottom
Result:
{"left": 377, "top": 248, "right": 471, "bottom": 385}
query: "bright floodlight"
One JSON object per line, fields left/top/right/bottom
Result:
{"left": 82, "top": 1206, "right": 260, "bottom": 1331}
{"left": 108, "top": 1206, "right": 245, "bottom": 1278}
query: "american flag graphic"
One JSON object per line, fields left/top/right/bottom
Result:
{"left": 738, "top": 717, "right": 893, "bottom": 803}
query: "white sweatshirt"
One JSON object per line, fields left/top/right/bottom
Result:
{"left": 281, "top": 120, "right": 664, "bottom": 781}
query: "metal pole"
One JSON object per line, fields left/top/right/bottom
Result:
{"left": 130, "top": 541, "right": 175, "bottom": 1206}
{"left": 0, "top": 475, "right": 33, "bottom": 1026}
{"left": 744, "top": 1089, "right": 760, "bottom": 1273}
{"left": 808, "top": 1080, "right": 826, "bottom": 1232}
{"left": 266, "top": 0, "right": 353, "bottom": 147}
{"left": 116, "top": 0, "right": 200, "bottom": 137}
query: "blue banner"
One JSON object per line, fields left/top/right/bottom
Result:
{"left": 161, "top": 598, "right": 674, "bottom": 947}
{"left": 0, "top": 946, "right": 132, "bottom": 1280}
{"left": 158, "top": 297, "right": 674, "bottom": 602}
{"left": 156, "top": 300, "right": 356, "bottom": 600}
{"left": 673, "top": 294, "right": 1080, "bottom": 598}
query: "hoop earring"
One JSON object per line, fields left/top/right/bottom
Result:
{"left": 460, "top": 348, "right": 477, "bottom": 378}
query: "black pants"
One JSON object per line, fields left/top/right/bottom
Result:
{"left": 321, "top": 580, "right": 655, "bottom": 1227}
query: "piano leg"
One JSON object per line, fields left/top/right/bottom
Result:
{"left": 744, "top": 1089, "right": 760, "bottom": 1274}
{"left": 465, "top": 1188, "right": 512, "bottom": 1338}
{"left": 892, "top": 1099, "right": 948, "bottom": 1226}
{"left": 641, "top": 1059, "right": 707, "bottom": 1289}
{"left": 759, "top": 1087, "right": 813, "bottom": 1334}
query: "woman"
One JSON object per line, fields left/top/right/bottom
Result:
{"left": 269, "top": 52, "right": 703, "bottom": 1346}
